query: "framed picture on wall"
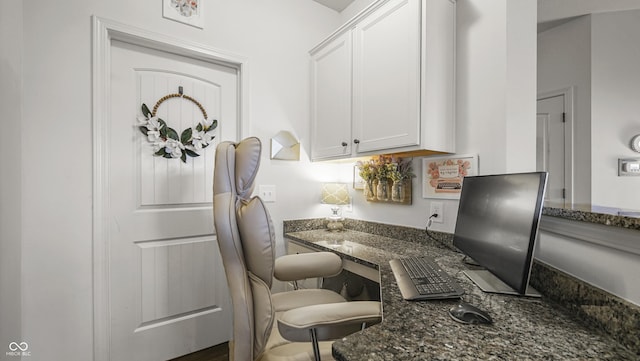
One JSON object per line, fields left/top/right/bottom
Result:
{"left": 422, "top": 154, "right": 478, "bottom": 199}
{"left": 163, "top": 0, "right": 204, "bottom": 29}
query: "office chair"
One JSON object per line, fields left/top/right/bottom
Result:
{"left": 213, "top": 137, "right": 381, "bottom": 360}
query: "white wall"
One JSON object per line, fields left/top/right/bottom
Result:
{"left": 17, "top": 1, "right": 341, "bottom": 360}
{"left": 590, "top": 10, "right": 640, "bottom": 209}
{"left": 0, "top": 0, "right": 23, "bottom": 355}
{"left": 506, "top": 0, "right": 538, "bottom": 172}
{"left": 538, "top": 10, "right": 640, "bottom": 209}
{"left": 537, "top": 16, "right": 592, "bottom": 204}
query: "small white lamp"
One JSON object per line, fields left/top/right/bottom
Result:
{"left": 321, "top": 183, "right": 350, "bottom": 231}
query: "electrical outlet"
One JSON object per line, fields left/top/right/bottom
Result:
{"left": 258, "top": 185, "right": 276, "bottom": 202}
{"left": 430, "top": 202, "right": 444, "bottom": 223}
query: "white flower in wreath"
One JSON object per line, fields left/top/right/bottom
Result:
{"left": 202, "top": 117, "right": 215, "bottom": 129}
{"left": 164, "top": 138, "right": 185, "bottom": 158}
{"left": 189, "top": 127, "right": 214, "bottom": 150}
{"left": 146, "top": 130, "right": 161, "bottom": 143}
{"left": 145, "top": 117, "right": 165, "bottom": 142}
{"left": 137, "top": 115, "right": 149, "bottom": 125}
{"left": 152, "top": 140, "right": 166, "bottom": 153}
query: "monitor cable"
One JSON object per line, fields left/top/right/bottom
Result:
{"left": 424, "top": 213, "right": 439, "bottom": 243}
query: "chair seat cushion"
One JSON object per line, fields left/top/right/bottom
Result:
{"left": 272, "top": 289, "right": 346, "bottom": 313}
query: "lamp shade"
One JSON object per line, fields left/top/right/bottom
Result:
{"left": 321, "top": 183, "right": 350, "bottom": 205}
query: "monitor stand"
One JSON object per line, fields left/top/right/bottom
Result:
{"left": 463, "top": 270, "right": 541, "bottom": 298}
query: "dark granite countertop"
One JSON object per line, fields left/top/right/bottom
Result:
{"left": 543, "top": 203, "right": 640, "bottom": 231}
{"left": 284, "top": 229, "right": 638, "bottom": 361}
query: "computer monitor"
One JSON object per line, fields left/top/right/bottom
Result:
{"left": 452, "top": 172, "right": 548, "bottom": 297}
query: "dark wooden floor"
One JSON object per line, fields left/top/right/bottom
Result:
{"left": 169, "top": 342, "right": 229, "bottom": 361}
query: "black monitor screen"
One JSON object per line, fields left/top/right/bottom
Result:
{"left": 453, "top": 172, "right": 547, "bottom": 295}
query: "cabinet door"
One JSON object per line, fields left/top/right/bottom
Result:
{"left": 353, "top": 0, "right": 421, "bottom": 153}
{"left": 310, "top": 31, "right": 353, "bottom": 160}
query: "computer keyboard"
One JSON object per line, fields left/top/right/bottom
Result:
{"left": 389, "top": 256, "right": 464, "bottom": 301}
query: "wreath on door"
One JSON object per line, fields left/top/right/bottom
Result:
{"left": 138, "top": 91, "right": 217, "bottom": 163}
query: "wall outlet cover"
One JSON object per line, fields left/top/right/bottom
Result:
{"left": 430, "top": 202, "right": 444, "bottom": 223}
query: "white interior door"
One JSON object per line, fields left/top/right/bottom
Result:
{"left": 537, "top": 95, "right": 566, "bottom": 204}
{"left": 108, "top": 39, "right": 236, "bottom": 361}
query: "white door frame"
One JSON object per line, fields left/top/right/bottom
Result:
{"left": 537, "top": 86, "right": 574, "bottom": 204}
{"left": 91, "top": 16, "right": 249, "bottom": 361}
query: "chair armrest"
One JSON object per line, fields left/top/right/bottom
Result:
{"left": 274, "top": 252, "right": 343, "bottom": 281}
{"left": 277, "top": 301, "right": 382, "bottom": 342}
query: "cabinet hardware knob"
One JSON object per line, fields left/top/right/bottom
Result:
{"left": 354, "top": 139, "right": 360, "bottom": 144}
{"left": 341, "top": 142, "right": 348, "bottom": 147}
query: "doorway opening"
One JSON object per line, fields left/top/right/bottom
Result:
{"left": 536, "top": 87, "right": 574, "bottom": 206}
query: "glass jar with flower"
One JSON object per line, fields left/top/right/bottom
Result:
{"left": 357, "top": 160, "right": 378, "bottom": 201}
{"left": 389, "top": 157, "right": 415, "bottom": 202}
{"left": 375, "top": 156, "right": 393, "bottom": 201}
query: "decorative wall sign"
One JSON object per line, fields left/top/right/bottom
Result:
{"left": 138, "top": 89, "right": 217, "bottom": 163}
{"left": 422, "top": 154, "right": 478, "bottom": 199}
{"left": 163, "top": 0, "right": 203, "bottom": 29}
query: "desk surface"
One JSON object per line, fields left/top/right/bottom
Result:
{"left": 285, "top": 229, "right": 637, "bottom": 361}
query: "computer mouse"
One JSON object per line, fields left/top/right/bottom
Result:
{"left": 448, "top": 302, "right": 493, "bottom": 324}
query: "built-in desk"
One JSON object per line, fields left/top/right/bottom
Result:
{"left": 285, "top": 228, "right": 638, "bottom": 360}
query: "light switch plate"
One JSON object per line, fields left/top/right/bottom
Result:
{"left": 258, "top": 185, "right": 276, "bottom": 202}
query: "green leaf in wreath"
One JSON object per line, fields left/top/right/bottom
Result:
{"left": 185, "top": 149, "right": 200, "bottom": 158}
{"left": 142, "top": 104, "right": 152, "bottom": 118}
{"left": 139, "top": 126, "right": 149, "bottom": 136}
{"left": 163, "top": 153, "right": 173, "bottom": 159}
{"left": 180, "top": 151, "right": 187, "bottom": 163}
{"left": 207, "top": 119, "right": 218, "bottom": 131}
{"left": 155, "top": 148, "right": 166, "bottom": 156}
{"left": 166, "top": 127, "right": 179, "bottom": 141}
{"left": 181, "top": 128, "right": 193, "bottom": 144}
{"left": 158, "top": 119, "right": 168, "bottom": 137}
{"left": 196, "top": 123, "right": 203, "bottom": 132}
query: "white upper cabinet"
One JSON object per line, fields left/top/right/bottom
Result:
{"left": 310, "top": 31, "right": 353, "bottom": 159}
{"left": 310, "top": 0, "right": 456, "bottom": 161}
{"left": 353, "top": 0, "right": 421, "bottom": 153}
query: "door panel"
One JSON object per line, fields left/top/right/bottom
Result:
{"left": 537, "top": 95, "right": 565, "bottom": 204}
{"left": 137, "top": 236, "right": 220, "bottom": 325}
{"left": 109, "top": 40, "right": 234, "bottom": 361}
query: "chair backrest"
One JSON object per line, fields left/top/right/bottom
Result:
{"left": 213, "top": 137, "right": 277, "bottom": 360}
